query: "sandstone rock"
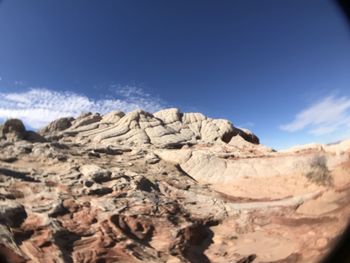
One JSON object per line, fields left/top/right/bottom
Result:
{"left": 154, "top": 108, "right": 182, "bottom": 124}
{"left": 58, "top": 108, "right": 260, "bottom": 148}
{"left": 325, "top": 139, "right": 350, "bottom": 155}
{"left": 24, "top": 131, "right": 46, "bottom": 143}
{"left": 154, "top": 149, "right": 193, "bottom": 164}
{"left": 282, "top": 143, "right": 325, "bottom": 153}
{"left": 79, "top": 164, "right": 112, "bottom": 183}
{"left": 70, "top": 112, "right": 102, "bottom": 129}
{"left": 233, "top": 127, "right": 260, "bottom": 144}
{"left": 0, "top": 119, "right": 26, "bottom": 141}
{"left": 0, "top": 124, "right": 5, "bottom": 140}
{"left": 101, "top": 110, "right": 125, "bottom": 124}
{"left": 145, "top": 153, "right": 160, "bottom": 164}
{"left": 0, "top": 109, "right": 349, "bottom": 263}
{"left": 39, "top": 117, "right": 74, "bottom": 134}
{"left": 0, "top": 202, "right": 27, "bottom": 227}
{"left": 89, "top": 145, "right": 132, "bottom": 155}
{"left": 87, "top": 185, "right": 113, "bottom": 196}
{"left": 315, "top": 238, "right": 328, "bottom": 249}
{"left": 133, "top": 176, "right": 158, "bottom": 192}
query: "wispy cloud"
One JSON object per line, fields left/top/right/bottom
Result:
{"left": 0, "top": 87, "right": 164, "bottom": 129}
{"left": 280, "top": 95, "right": 350, "bottom": 136}
{"left": 237, "top": 121, "right": 255, "bottom": 128}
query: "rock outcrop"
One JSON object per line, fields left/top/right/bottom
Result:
{"left": 0, "top": 119, "right": 45, "bottom": 143}
{"left": 38, "top": 117, "right": 74, "bottom": 134}
{"left": 0, "top": 119, "right": 27, "bottom": 141}
{"left": 39, "top": 108, "right": 259, "bottom": 148}
{"left": 0, "top": 108, "right": 349, "bottom": 263}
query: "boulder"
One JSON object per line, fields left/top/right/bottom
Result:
{"left": 70, "top": 112, "right": 102, "bottom": 129}
{"left": 154, "top": 108, "right": 182, "bottom": 124}
{"left": 101, "top": 111, "right": 125, "bottom": 124}
{"left": 25, "top": 131, "right": 47, "bottom": 143}
{"left": 232, "top": 127, "right": 260, "bottom": 144}
{"left": 80, "top": 164, "right": 112, "bottom": 183}
{"left": 0, "top": 201, "right": 27, "bottom": 227}
{"left": 0, "top": 119, "right": 27, "bottom": 141}
{"left": 39, "top": 117, "right": 74, "bottom": 134}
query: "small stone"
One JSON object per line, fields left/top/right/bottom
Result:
{"left": 315, "top": 238, "right": 328, "bottom": 249}
{"left": 80, "top": 164, "right": 112, "bottom": 183}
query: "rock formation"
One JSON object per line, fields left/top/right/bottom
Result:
{"left": 0, "top": 108, "right": 349, "bottom": 263}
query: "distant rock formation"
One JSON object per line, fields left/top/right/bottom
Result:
{"left": 39, "top": 108, "right": 260, "bottom": 148}
{"left": 0, "top": 119, "right": 45, "bottom": 143}
{"left": 0, "top": 119, "right": 27, "bottom": 141}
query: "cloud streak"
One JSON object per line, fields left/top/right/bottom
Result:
{"left": 280, "top": 95, "right": 350, "bottom": 136}
{"left": 0, "top": 87, "right": 164, "bottom": 129}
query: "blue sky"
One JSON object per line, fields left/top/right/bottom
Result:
{"left": 0, "top": 0, "right": 350, "bottom": 149}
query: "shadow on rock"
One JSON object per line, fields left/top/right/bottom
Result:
{"left": 183, "top": 222, "right": 216, "bottom": 263}
{"left": 0, "top": 168, "right": 40, "bottom": 182}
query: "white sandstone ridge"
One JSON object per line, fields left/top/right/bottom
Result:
{"left": 281, "top": 140, "right": 350, "bottom": 156}
{"left": 39, "top": 108, "right": 259, "bottom": 148}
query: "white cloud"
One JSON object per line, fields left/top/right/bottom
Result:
{"left": 114, "top": 85, "right": 150, "bottom": 98}
{"left": 0, "top": 87, "right": 164, "bottom": 129}
{"left": 280, "top": 95, "right": 350, "bottom": 136}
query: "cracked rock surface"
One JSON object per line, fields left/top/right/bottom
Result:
{"left": 0, "top": 109, "right": 350, "bottom": 263}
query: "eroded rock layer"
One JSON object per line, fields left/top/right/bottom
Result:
{"left": 39, "top": 108, "right": 259, "bottom": 148}
{"left": 0, "top": 109, "right": 350, "bottom": 263}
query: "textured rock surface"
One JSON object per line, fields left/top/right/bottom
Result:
{"left": 39, "top": 108, "right": 259, "bottom": 148}
{"left": 0, "top": 109, "right": 349, "bottom": 263}
{"left": 0, "top": 119, "right": 45, "bottom": 143}
{"left": 0, "top": 119, "right": 27, "bottom": 141}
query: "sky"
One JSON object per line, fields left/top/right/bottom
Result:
{"left": 0, "top": 0, "right": 350, "bottom": 149}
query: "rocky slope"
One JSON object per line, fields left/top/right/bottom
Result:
{"left": 0, "top": 108, "right": 349, "bottom": 263}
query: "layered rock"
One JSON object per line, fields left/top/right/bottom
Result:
{"left": 39, "top": 108, "right": 259, "bottom": 148}
{"left": 0, "top": 109, "right": 350, "bottom": 263}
